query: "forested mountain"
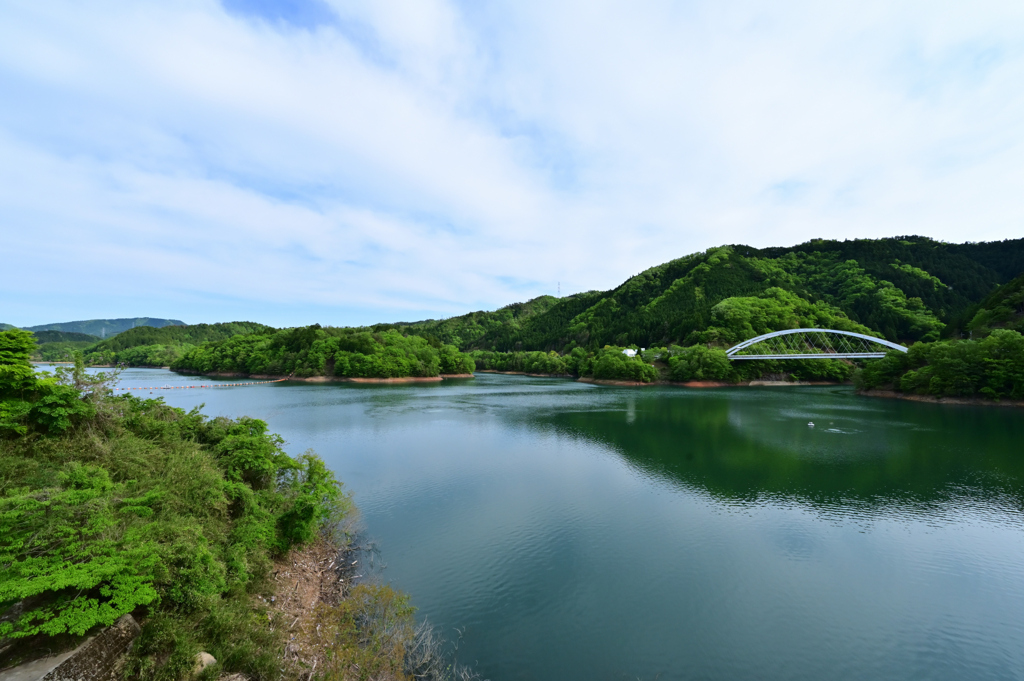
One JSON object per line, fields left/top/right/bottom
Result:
{"left": 962, "top": 272, "right": 1024, "bottom": 337}
{"left": 172, "top": 325, "right": 474, "bottom": 378}
{"left": 32, "top": 330, "right": 100, "bottom": 343}
{"left": 28, "top": 331, "right": 102, "bottom": 362}
{"left": 429, "top": 237, "right": 1023, "bottom": 353}
{"left": 24, "top": 236, "right": 1023, "bottom": 388}
{"left": 384, "top": 295, "right": 562, "bottom": 349}
{"left": 857, "top": 271, "right": 1024, "bottom": 400}
{"left": 83, "top": 321, "right": 272, "bottom": 365}
{"left": 26, "top": 317, "right": 185, "bottom": 337}
{"left": 31, "top": 322, "right": 271, "bottom": 365}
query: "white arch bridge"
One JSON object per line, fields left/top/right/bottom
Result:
{"left": 724, "top": 328, "right": 907, "bottom": 360}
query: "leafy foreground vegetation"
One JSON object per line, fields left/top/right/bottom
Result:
{"left": 172, "top": 326, "right": 474, "bottom": 379}
{"left": 0, "top": 330, "right": 479, "bottom": 680}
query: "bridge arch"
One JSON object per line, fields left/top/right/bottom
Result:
{"left": 725, "top": 328, "right": 907, "bottom": 360}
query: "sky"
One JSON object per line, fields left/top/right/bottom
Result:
{"left": 1, "top": 0, "right": 1023, "bottom": 328}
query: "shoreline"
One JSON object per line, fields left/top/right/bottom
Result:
{"left": 477, "top": 369, "right": 575, "bottom": 378}
{"left": 80, "top": 364, "right": 853, "bottom": 390}
{"left": 577, "top": 377, "right": 659, "bottom": 387}
{"left": 172, "top": 370, "right": 474, "bottom": 384}
{"left": 858, "top": 389, "right": 1024, "bottom": 408}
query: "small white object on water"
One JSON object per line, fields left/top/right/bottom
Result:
{"left": 808, "top": 422, "right": 815, "bottom": 427}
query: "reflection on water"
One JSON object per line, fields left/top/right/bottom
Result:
{"left": 542, "top": 388, "right": 1024, "bottom": 521}
{"left": 110, "top": 369, "right": 1024, "bottom": 681}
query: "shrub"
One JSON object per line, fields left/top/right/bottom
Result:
{"left": 667, "top": 346, "right": 733, "bottom": 382}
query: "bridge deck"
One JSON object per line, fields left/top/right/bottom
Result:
{"left": 729, "top": 353, "right": 888, "bottom": 360}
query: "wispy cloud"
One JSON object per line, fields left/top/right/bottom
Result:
{"left": 2, "top": 0, "right": 1023, "bottom": 327}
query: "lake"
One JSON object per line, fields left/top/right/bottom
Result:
{"left": 111, "top": 369, "right": 1024, "bottom": 680}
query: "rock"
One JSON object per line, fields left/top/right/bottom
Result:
{"left": 193, "top": 652, "right": 217, "bottom": 674}
{"left": 219, "top": 675, "right": 249, "bottom": 681}
{"left": 0, "top": 614, "right": 143, "bottom": 681}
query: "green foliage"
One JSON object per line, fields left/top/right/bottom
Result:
{"left": 438, "top": 237, "right": 1023, "bottom": 355}
{"left": 891, "top": 259, "right": 946, "bottom": 290}
{"left": 0, "top": 332, "right": 97, "bottom": 436}
{"left": 667, "top": 346, "right": 733, "bottom": 382}
{"left": 31, "top": 331, "right": 99, "bottom": 344}
{"left": 856, "top": 330, "right": 1024, "bottom": 400}
{"left": 0, "top": 329, "right": 38, "bottom": 395}
{"left": 0, "top": 374, "right": 348, "bottom": 661}
{"left": 438, "top": 345, "right": 475, "bottom": 374}
{"left": 390, "top": 295, "right": 560, "bottom": 349}
{"left": 82, "top": 321, "right": 273, "bottom": 367}
{"left": 276, "top": 453, "right": 350, "bottom": 548}
{"left": 0, "top": 464, "right": 161, "bottom": 638}
{"left": 781, "top": 252, "right": 945, "bottom": 342}
{"left": 692, "top": 287, "right": 873, "bottom": 346}
{"left": 29, "top": 379, "right": 96, "bottom": 433}
{"left": 214, "top": 418, "right": 291, "bottom": 490}
{"left": 591, "top": 347, "right": 658, "bottom": 382}
{"left": 963, "top": 272, "right": 1024, "bottom": 337}
{"left": 35, "top": 341, "right": 99, "bottom": 363}
{"left": 173, "top": 326, "right": 474, "bottom": 380}
{"left": 470, "top": 350, "right": 570, "bottom": 375}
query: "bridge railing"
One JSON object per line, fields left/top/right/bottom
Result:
{"left": 725, "top": 328, "right": 907, "bottom": 360}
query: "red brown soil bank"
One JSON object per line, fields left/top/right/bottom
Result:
{"left": 477, "top": 370, "right": 575, "bottom": 378}
{"left": 576, "top": 377, "right": 659, "bottom": 387}
{"left": 858, "top": 389, "right": 1024, "bottom": 408}
{"left": 579, "top": 378, "right": 847, "bottom": 388}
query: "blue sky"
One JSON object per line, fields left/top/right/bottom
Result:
{"left": 1, "top": 0, "right": 1023, "bottom": 328}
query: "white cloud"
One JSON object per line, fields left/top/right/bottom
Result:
{"left": 1, "top": 0, "right": 1022, "bottom": 326}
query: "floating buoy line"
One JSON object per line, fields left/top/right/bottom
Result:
{"left": 114, "top": 378, "right": 287, "bottom": 391}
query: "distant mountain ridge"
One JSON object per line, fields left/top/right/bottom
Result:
{"left": 31, "top": 330, "right": 100, "bottom": 343}
{"left": 25, "top": 317, "right": 185, "bottom": 338}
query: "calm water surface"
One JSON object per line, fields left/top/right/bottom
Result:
{"left": 111, "top": 369, "right": 1024, "bottom": 680}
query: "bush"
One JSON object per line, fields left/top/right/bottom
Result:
{"left": 0, "top": 330, "right": 349, "bottom": 671}
{"left": 855, "top": 330, "right": 1024, "bottom": 399}
{"left": 667, "top": 346, "right": 733, "bottom": 382}
{"left": 591, "top": 347, "right": 658, "bottom": 382}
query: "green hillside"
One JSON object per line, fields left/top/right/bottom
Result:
{"left": 962, "top": 272, "right": 1024, "bottom": 337}
{"left": 30, "top": 331, "right": 103, "bottom": 363}
{"left": 26, "top": 317, "right": 185, "bottom": 338}
{"left": 856, "top": 270, "right": 1024, "bottom": 400}
{"left": 387, "top": 294, "right": 561, "bottom": 349}
{"left": 448, "top": 236, "right": 1023, "bottom": 353}
{"left": 172, "top": 325, "right": 474, "bottom": 378}
{"left": 83, "top": 322, "right": 274, "bottom": 366}
{"left": 32, "top": 330, "right": 100, "bottom": 343}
